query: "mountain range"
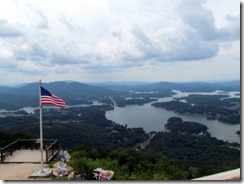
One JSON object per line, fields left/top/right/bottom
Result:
{"left": 0, "top": 81, "right": 113, "bottom": 110}
{"left": 0, "top": 81, "right": 112, "bottom": 96}
{"left": 0, "top": 80, "right": 240, "bottom": 110}
{"left": 96, "top": 80, "right": 240, "bottom": 92}
{"left": 0, "top": 80, "right": 240, "bottom": 95}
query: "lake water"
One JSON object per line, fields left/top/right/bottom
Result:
{"left": 105, "top": 90, "right": 240, "bottom": 143}
{"left": 0, "top": 91, "right": 240, "bottom": 143}
{"left": 0, "top": 101, "right": 106, "bottom": 114}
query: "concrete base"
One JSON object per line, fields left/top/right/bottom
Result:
{"left": 30, "top": 167, "right": 53, "bottom": 178}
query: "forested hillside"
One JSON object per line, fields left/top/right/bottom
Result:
{"left": 0, "top": 106, "right": 240, "bottom": 179}
{"left": 0, "top": 105, "right": 148, "bottom": 149}
{"left": 0, "top": 80, "right": 240, "bottom": 180}
{"left": 0, "top": 80, "right": 240, "bottom": 110}
{"left": 145, "top": 132, "right": 240, "bottom": 177}
{"left": 0, "top": 81, "right": 113, "bottom": 110}
{"left": 0, "top": 130, "right": 32, "bottom": 148}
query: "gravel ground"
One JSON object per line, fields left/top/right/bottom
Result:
{"left": 0, "top": 163, "right": 44, "bottom": 180}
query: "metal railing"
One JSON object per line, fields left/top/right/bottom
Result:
{"left": 46, "top": 139, "right": 59, "bottom": 163}
{"left": 0, "top": 139, "right": 59, "bottom": 163}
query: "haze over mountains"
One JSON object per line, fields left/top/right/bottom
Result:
{"left": 0, "top": 80, "right": 240, "bottom": 95}
{"left": 1, "top": 81, "right": 111, "bottom": 97}
{"left": 100, "top": 80, "right": 240, "bottom": 92}
{"left": 0, "top": 80, "right": 240, "bottom": 110}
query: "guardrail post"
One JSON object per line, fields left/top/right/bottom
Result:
{"left": 52, "top": 144, "right": 54, "bottom": 156}
{"left": 31, "top": 139, "right": 33, "bottom": 150}
{"left": 35, "top": 139, "right": 37, "bottom": 150}
{"left": 18, "top": 139, "right": 20, "bottom": 150}
{"left": 10, "top": 143, "right": 13, "bottom": 156}
{"left": 46, "top": 149, "right": 48, "bottom": 163}
{"left": 0, "top": 149, "right": 4, "bottom": 161}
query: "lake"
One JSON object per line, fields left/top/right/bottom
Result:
{"left": 0, "top": 90, "right": 240, "bottom": 143}
{"left": 106, "top": 90, "right": 240, "bottom": 143}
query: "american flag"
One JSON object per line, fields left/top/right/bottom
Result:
{"left": 41, "top": 86, "right": 66, "bottom": 108}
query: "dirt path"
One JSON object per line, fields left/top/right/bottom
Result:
{"left": 0, "top": 163, "right": 42, "bottom": 180}
{"left": 134, "top": 132, "right": 155, "bottom": 150}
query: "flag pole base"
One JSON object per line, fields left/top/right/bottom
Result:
{"left": 30, "top": 167, "right": 52, "bottom": 178}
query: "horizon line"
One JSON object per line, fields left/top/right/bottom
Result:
{"left": 0, "top": 79, "right": 240, "bottom": 87}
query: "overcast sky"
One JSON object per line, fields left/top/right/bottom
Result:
{"left": 0, "top": 0, "right": 240, "bottom": 85}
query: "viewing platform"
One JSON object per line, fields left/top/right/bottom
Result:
{"left": 0, "top": 139, "right": 240, "bottom": 180}
{"left": 3, "top": 150, "right": 46, "bottom": 163}
{"left": 0, "top": 139, "right": 60, "bottom": 163}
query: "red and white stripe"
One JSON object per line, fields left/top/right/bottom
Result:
{"left": 41, "top": 94, "right": 66, "bottom": 108}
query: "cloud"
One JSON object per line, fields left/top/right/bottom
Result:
{"left": 0, "top": 56, "right": 16, "bottom": 69}
{"left": 15, "top": 44, "right": 48, "bottom": 61}
{"left": 34, "top": 8, "right": 49, "bottom": 29}
{"left": 0, "top": 0, "right": 240, "bottom": 84}
{"left": 0, "top": 19, "right": 23, "bottom": 37}
{"left": 78, "top": 0, "right": 239, "bottom": 68}
{"left": 138, "top": 0, "right": 239, "bottom": 62}
{"left": 30, "top": 44, "right": 48, "bottom": 61}
{"left": 217, "top": 15, "right": 240, "bottom": 41}
{"left": 50, "top": 52, "right": 89, "bottom": 66}
{"left": 177, "top": 0, "right": 239, "bottom": 42}
{"left": 59, "top": 15, "right": 80, "bottom": 31}
{"left": 177, "top": 0, "right": 218, "bottom": 41}
{"left": 162, "top": 28, "right": 219, "bottom": 61}
{"left": 111, "top": 30, "right": 121, "bottom": 41}
{"left": 1, "top": 0, "right": 239, "bottom": 66}
{"left": 110, "top": 23, "right": 219, "bottom": 63}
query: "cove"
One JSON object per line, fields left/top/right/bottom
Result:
{"left": 106, "top": 91, "right": 240, "bottom": 144}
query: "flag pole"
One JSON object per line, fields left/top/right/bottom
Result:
{"left": 39, "top": 80, "right": 44, "bottom": 173}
